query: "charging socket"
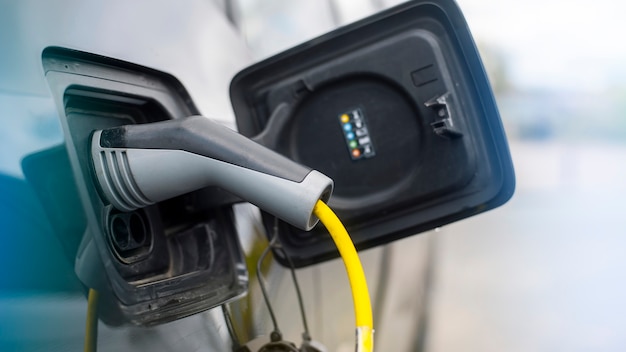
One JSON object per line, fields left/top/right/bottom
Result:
{"left": 43, "top": 47, "right": 247, "bottom": 326}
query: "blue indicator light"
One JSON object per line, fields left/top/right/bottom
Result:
{"left": 343, "top": 123, "right": 352, "bottom": 132}
{"left": 346, "top": 132, "right": 355, "bottom": 140}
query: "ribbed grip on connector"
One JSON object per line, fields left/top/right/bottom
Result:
{"left": 92, "top": 131, "right": 154, "bottom": 211}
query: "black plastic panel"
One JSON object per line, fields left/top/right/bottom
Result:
{"left": 230, "top": 0, "right": 515, "bottom": 267}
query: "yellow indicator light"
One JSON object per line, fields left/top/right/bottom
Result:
{"left": 341, "top": 114, "right": 350, "bottom": 123}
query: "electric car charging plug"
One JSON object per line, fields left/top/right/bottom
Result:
{"left": 90, "top": 116, "right": 333, "bottom": 231}
{"left": 90, "top": 116, "right": 374, "bottom": 352}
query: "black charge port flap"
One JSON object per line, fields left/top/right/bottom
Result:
{"left": 230, "top": 0, "right": 515, "bottom": 267}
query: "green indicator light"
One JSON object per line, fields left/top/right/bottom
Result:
{"left": 349, "top": 140, "right": 358, "bottom": 149}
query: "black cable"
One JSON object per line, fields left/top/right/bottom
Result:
{"left": 257, "top": 218, "right": 315, "bottom": 345}
{"left": 273, "top": 239, "right": 311, "bottom": 341}
{"left": 256, "top": 234, "right": 281, "bottom": 338}
{"left": 275, "top": 246, "right": 311, "bottom": 341}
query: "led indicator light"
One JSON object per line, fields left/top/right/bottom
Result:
{"left": 338, "top": 108, "right": 375, "bottom": 161}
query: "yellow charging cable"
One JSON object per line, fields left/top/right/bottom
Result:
{"left": 84, "top": 289, "right": 99, "bottom": 352}
{"left": 313, "top": 200, "right": 374, "bottom": 352}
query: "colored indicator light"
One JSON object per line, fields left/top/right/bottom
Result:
{"left": 338, "top": 108, "right": 375, "bottom": 160}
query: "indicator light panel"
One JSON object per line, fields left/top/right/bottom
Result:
{"left": 338, "top": 108, "right": 376, "bottom": 160}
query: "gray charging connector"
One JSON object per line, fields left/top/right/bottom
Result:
{"left": 91, "top": 116, "right": 333, "bottom": 231}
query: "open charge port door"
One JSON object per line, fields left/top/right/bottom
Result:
{"left": 39, "top": 47, "right": 248, "bottom": 326}
{"left": 229, "top": 0, "right": 515, "bottom": 267}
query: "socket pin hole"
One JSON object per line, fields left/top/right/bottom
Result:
{"left": 112, "top": 216, "right": 129, "bottom": 250}
{"left": 129, "top": 212, "right": 147, "bottom": 245}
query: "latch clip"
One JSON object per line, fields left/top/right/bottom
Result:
{"left": 425, "top": 93, "right": 463, "bottom": 139}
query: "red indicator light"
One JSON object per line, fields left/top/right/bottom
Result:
{"left": 351, "top": 149, "right": 361, "bottom": 158}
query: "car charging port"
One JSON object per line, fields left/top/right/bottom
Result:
{"left": 107, "top": 209, "right": 152, "bottom": 264}
{"left": 42, "top": 47, "right": 249, "bottom": 325}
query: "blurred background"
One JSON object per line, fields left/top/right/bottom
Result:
{"left": 1, "top": 0, "right": 625, "bottom": 351}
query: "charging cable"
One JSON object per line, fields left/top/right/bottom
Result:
{"left": 314, "top": 200, "right": 374, "bottom": 352}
